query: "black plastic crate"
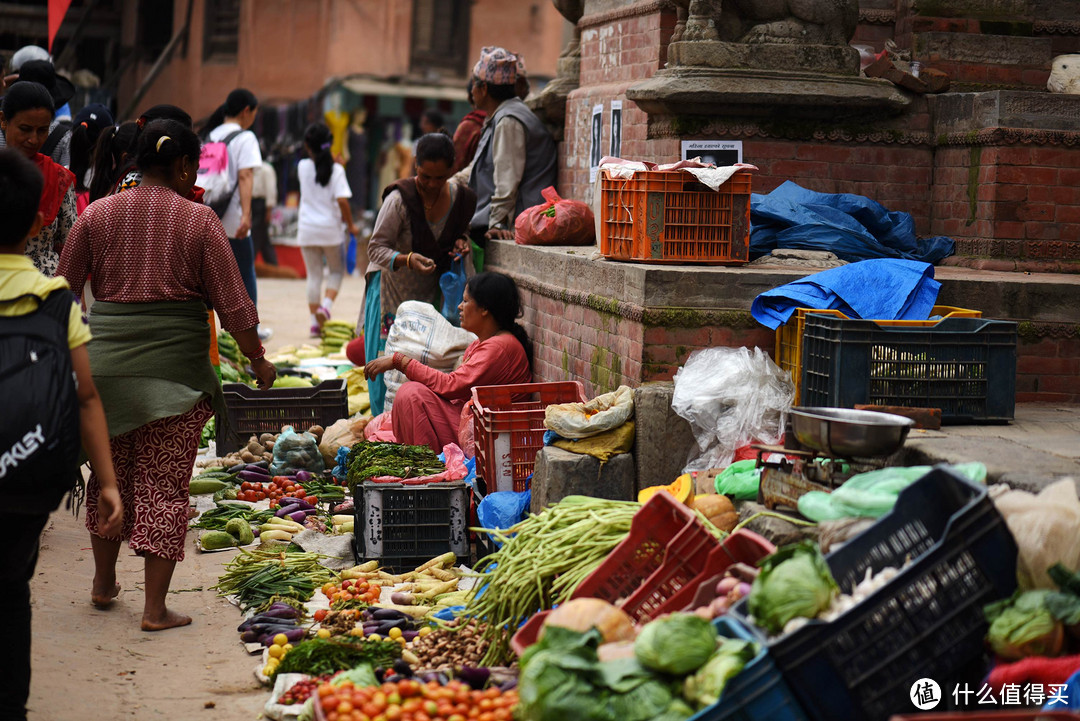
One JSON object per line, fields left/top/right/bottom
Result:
{"left": 731, "top": 468, "right": 1018, "bottom": 721}
{"left": 801, "top": 314, "right": 1017, "bottom": 424}
{"left": 216, "top": 379, "right": 348, "bottom": 453}
{"left": 352, "top": 481, "right": 469, "bottom": 570}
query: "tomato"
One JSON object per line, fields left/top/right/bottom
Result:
{"left": 314, "top": 608, "right": 329, "bottom": 622}
{"left": 307, "top": 496, "right": 319, "bottom": 505}
{"left": 385, "top": 705, "right": 403, "bottom": 721}
{"left": 240, "top": 482, "right": 253, "bottom": 491}
{"left": 362, "top": 703, "right": 381, "bottom": 717}
{"left": 338, "top": 700, "right": 354, "bottom": 714}
{"left": 295, "top": 489, "right": 307, "bottom": 498}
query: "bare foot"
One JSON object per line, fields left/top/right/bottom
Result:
{"left": 141, "top": 609, "right": 192, "bottom": 632}
{"left": 91, "top": 581, "right": 121, "bottom": 609}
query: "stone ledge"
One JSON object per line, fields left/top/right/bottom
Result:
{"left": 932, "top": 91, "right": 1080, "bottom": 135}
{"left": 486, "top": 240, "right": 1080, "bottom": 324}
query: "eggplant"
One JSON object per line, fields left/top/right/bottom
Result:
{"left": 240, "top": 629, "right": 261, "bottom": 643}
{"left": 376, "top": 618, "right": 407, "bottom": 635}
{"left": 499, "top": 678, "right": 518, "bottom": 692}
{"left": 392, "top": 659, "right": 414, "bottom": 677}
{"left": 456, "top": 666, "right": 491, "bottom": 690}
{"left": 374, "top": 667, "right": 386, "bottom": 682}
{"left": 288, "top": 510, "right": 307, "bottom": 524}
{"left": 261, "top": 606, "right": 300, "bottom": 620}
{"left": 275, "top": 504, "right": 301, "bottom": 518}
{"left": 227, "top": 462, "right": 247, "bottom": 474}
{"left": 402, "top": 629, "right": 419, "bottom": 641}
{"left": 268, "top": 601, "right": 300, "bottom": 613}
{"left": 363, "top": 623, "right": 380, "bottom": 635}
{"left": 295, "top": 470, "right": 313, "bottom": 483}
{"left": 384, "top": 674, "right": 400, "bottom": 684}
{"left": 371, "top": 608, "right": 409, "bottom": 621}
{"left": 283, "top": 497, "right": 315, "bottom": 511}
{"left": 238, "top": 470, "right": 271, "bottom": 484}
{"left": 248, "top": 460, "right": 270, "bottom": 470}
{"left": 258, "top": 627, "right": 304, "bottom": 645}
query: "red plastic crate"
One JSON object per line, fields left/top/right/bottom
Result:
{"left": 599, "top": 168, "right": 752, "bottom": 264}
{"left": 621, "top": 529, "right": 776, "bottom": 621}
{"left": 471, "top": 382, "right": 586, "bottom": 493}
{"left": 508, "top": 492, "right": 776, "bottom": 656}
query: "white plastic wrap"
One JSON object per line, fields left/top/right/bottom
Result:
{"left": 671, "top": 346, "right": 795, "bottom": 471}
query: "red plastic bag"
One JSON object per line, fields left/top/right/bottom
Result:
{"left": 514, "top": 187, "right": 595, "bottom": 246}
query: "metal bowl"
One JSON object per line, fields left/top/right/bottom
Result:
{"left": 789, "top": 407, "right": 916, "bottom": 458}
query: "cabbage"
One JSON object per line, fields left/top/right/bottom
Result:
{"left": 747, "top": 541, "right": 838, "bottom": 635}
{"left": 634, "top": 613, "right": 718, "bottom": 675}
{"left": 682, "top": 639, "right": 757, "bottom": 709}
{"left": 984, "top": 590, "right": 1065, "bottom": 660}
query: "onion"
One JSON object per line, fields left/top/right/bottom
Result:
{"left": 540, "top": 598, "right": 636, "bottom": 644}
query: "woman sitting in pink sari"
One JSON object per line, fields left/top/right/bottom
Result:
{"left": 364, "top": 271, "right": 532, "bottom": 451}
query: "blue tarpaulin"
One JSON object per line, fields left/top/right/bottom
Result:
{"left": 750, "top": 181, "right": 955, "bottom": 264}
{"left": 751, "top": 258, "right": 941, "bottom": 330}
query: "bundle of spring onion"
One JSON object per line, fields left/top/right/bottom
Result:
{"left": 466, "top": 496, "right": 642, "bottom": 665}
{"left": 214, "top": 548, "right": 338, "bottom": 613}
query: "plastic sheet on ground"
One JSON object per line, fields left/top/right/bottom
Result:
{"left": 749, "top": 180, "right": 955, "bottom": 263}
{"left": 477, "top": 489, "right": 532, "bottom": 548}
{"left": 750, "top": 257, "right": 941, "bottom": 330}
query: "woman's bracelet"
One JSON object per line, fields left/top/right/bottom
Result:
{"left": 405, "top": 252, "right": 414, "bottom": 270}
{"left": 393, "top": 352, "right": 411, "bottom": 373}
{"left": 244, "top": 344, "right": 266, "bottom": 361}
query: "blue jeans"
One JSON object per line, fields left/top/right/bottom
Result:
{"left": 229, "top": 236, "right": 257, "bottom": 306}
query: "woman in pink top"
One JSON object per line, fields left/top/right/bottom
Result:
{"left": 364, "top": 271, "right": 532, "bottom": 451}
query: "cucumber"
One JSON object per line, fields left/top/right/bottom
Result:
{"left": 200, "top": 530, "right": 239, "bottom": 550}
{"left": 260, "top": 529, "right": 293, "bottom": 542}
{"left": 189, "top": 479, "right": 231, "bottom": 495}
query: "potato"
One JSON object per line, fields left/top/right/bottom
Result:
{"left": 240, "top": 450, "right": 256, "bottom": 463}
{"left": 246, "top": 440, "right": 265, "bottom": 454}
{"left": 307, "top": 425, "right": 324, "bottom": 442}
{"left": 259, "top": 433, "right": 276, "bottom": 445}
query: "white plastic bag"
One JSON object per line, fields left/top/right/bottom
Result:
{"left": 993, "top": 479, "right": 1080, "bottom": 590}
{"left": 382, "top": 301, "right": 476, "bottom": 411}
{"left": 671, "top": 347, "right": 794, "bottom": 471}
{"left": 544, "top": 385, "right": 634, "bottom": 439}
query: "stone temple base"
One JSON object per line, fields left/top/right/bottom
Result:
{"left": 627, "top": 65, "right": 910, "bottom": 119}
{"left": 668, "top": 40, "right": 861, "bottom": 76}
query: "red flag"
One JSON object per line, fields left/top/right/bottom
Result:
{"left": 48, "top": 0, "right": 73, "bottom": 52}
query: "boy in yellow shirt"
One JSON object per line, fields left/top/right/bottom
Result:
{"left": 0, "top": 148, "right": 122, "bottom": 721}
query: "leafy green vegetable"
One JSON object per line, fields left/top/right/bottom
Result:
{"left": 1049, "top": 563, "right": 1080, "bottom": 597}
{"left": 682, "top": 639, "right": 757, "bottom": 709}
{"left": 984, "top": 590, "right": 1065, "bottom": 660}
{"left": 634, "top": 613, "right": 718, "bottom": 675}
{"left": 747, "top": 541, "right": 838, "bottom": 635}
{"left": 271, "top": 637, "right": 401, "bottom": 678}
{"left": 518, "top": 626, "right": 691, "bottom": 721}
{"left": 345, "top": 441, "right": 444, "bottom": 488}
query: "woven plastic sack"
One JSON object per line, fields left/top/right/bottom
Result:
{"left": 383, "top": 301, "right": 476, "bottom": 411}
{"left": 544, "top": 385, "right": 634, "bottom": 440}
{"left": 514, "top": 186, "right": 595, "bottom": 246}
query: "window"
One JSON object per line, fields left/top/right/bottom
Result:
{"left": 203, "top": 0, "right": 239, "bottom": 61}
{"left": 410, "top": 0, "right": 470, "bottom": 77}
{"left": 138, "top": 0, "right": 174, "bottom": 61}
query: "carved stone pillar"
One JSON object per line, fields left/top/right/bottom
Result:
{"left": 526, "top": 0, "right": 584, "bottom": 136}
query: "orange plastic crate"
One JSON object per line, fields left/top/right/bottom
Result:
{"left": 775, "top": 305, "right": 982, "bottom": 405}
{"left": 599, "top": 168, "right": 752, "bottom": 264}
{"left": 471, "top": 382, "right": 586, "bottom": 494}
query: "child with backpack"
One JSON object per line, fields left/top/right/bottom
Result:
{"left": 0, "top": 148, "right": 122, "bottom": 721}
{"left": 297, "top": 122, "right": 358, "bottom": 336}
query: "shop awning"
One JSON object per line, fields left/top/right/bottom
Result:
{"left": 334, "top": 75, "right": 468, "bottom": 102}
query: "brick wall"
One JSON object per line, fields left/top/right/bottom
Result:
{"left": 641, "top": 325, "right": 776, "bottom": 382}
{"left": 1017, "top": 334, "right": 1080, "bottom": 404}
{"left": 932, "top": 144, "right": 1080, "bottom": 262}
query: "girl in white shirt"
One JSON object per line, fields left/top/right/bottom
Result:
{"left": 297, "top": 123, "right": 358, "bottom": 336}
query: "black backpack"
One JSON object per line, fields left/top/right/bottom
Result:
{"left": 0, "top": 289, "right": 82, "bottom": 514}
{"left": 42, "top": 120, "right": 72, "bottom": 161}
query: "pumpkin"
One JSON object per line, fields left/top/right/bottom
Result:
{"left": 692, "top": 494, "right": 735, "bottom": 519}
{"left": 540, "top": 598, "right": 636, "bottom": 644}
{"left": 637, "top": 473, "right": 695, "bottom": 505}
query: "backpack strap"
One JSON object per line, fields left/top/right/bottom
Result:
{"left": 42, "top": 120, "right": 73, "bottom": 158}
{"left": 215, "top": 130, "right": 247, "bottom": 216}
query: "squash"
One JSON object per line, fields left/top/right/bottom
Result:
{"left": 540, "top": 598, "right": 636, "bottom": 644}
{"left": 707, "top": 511, "right": 740, "bottom": 533}
{"left": 692, "top": 494, "right": 735, "bottom": 519}
{"left": 637, "top": 473, "right": 695, "bottom": 505}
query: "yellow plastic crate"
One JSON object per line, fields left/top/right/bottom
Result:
{"left": 776, "top": 305, "right": 982, "bottom": 405}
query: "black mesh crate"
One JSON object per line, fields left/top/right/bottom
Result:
{"left": 731, "top": 468, "right": 1019, "bottom": 721}
{"left": 352, "top": 481, "right": 469, "bottom": 571}
{"left": 800, "top": 314, "right": 1017, "bottom": 424}
{"left": 216, "top": 379, "right": 348, "bottom": 453}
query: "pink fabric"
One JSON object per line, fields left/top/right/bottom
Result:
{"left": 392, "top": 333, "right": 531, "bottom": 450}
{"left": 57, "top": 185, "right": 259, "bottom": 332}
{"left": 85, "top": 398, "right": 212, "bottom": 562}
{"left": 364, "top": 412, "right": 397, "bottom": 442}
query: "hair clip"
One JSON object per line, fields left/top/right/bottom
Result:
{"left": 320, "top": 142, "right": 332, "bottom": 150}
{"left": 156, "top": 135, "right": 171, "bottom": 152}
